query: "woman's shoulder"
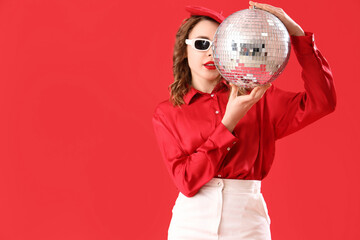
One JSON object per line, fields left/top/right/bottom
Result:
{"left": 153, "top": 98, "right": 181, "bottom": 117}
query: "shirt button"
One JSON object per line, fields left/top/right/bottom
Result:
{"left": 218, "top": 174, "right": 221, "bottom": 177}
{"left": 217, "top": 182, "right": 221, "bottom": 186}
{"left": 211, "top": 94, "right": 214, "bottom": 97}
{"left": 233, "top": 141, "right": 236, "bottom": 144}
{"left": 227, "top": 147, "right": 231, "bottom": 151}
{"left": 215, "top": 110, "right": 219, "bottom": 114}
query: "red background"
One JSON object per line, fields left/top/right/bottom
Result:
{"left": 0, "top": 0, "right": 359, "bottom": 239}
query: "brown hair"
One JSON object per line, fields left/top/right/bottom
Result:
{"left": 169, "top": 15, "right": 248, "bottom": 107}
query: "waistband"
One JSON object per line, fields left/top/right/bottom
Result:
{"left": 202, "top": 178, "right": 262, "bottom": 194}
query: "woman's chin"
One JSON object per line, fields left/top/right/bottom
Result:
{"left": 203, "top": 73, "right": 221, "bottom": 82}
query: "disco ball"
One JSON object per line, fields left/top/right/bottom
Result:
{"left": 213, "top": 8, "right": 291, "bottom": 88}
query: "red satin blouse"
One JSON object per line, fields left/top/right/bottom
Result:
{"left": 152, "top": 32, "right": 336, "bottom": 197}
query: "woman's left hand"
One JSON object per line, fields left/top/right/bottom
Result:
{"left": 248, "top": 1, "right": 305, "bottom": 36}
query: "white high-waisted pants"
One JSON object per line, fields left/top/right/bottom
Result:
{"left": 168, "top": 178, "right": 271, "bottom": 240}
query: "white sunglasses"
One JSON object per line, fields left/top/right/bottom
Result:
{"left": 185, "top": 38, "right": 214, "bottom": 51}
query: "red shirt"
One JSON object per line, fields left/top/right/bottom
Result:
{"left": 152, "top": 32, "right": 336, "bottom": 197}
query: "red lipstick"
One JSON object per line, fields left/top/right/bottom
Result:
{"left": 204, "top": 61, "right": 216, "bottom": 70}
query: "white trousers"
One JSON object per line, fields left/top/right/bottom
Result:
{"left": 168, "top": 178, "right": 271, "bottom": 240}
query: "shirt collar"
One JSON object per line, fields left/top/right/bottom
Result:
{"left": 183, "top": 78, "right": 229, "bottom": 105}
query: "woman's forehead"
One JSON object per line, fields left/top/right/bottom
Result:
{"left": 189, "top": 20, "right": 219, "bottom": 38}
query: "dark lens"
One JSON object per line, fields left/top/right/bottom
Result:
{"left": 194, "top": 40, "right": 210, "bottom": 50}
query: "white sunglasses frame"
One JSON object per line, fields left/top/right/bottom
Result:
{"left": 185, "top": 38, "right": 214, "bottom": 51}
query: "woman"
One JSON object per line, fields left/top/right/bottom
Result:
{"left": 152, "top": 1, "right": 336, "bottom": 239}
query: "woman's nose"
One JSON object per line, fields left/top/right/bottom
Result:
{"left": 208, "top": 47, "right": 213, "bottom": 56}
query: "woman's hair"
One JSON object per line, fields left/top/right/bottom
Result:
{"left": 169, "top": 15, "right": 248, "bottom": 107}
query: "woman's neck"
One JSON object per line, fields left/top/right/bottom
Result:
{"left": 191, "top": 76, "right": 222, "bottom": 93}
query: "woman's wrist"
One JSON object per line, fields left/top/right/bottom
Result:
{"left": 291, "top": 29, "right": 305, "bottom": 36}
{"left": 221, "top": 118, "right": 236, "bottom": 133}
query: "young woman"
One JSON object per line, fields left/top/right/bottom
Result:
{"left": 152, "top": 2, "right": 336, "bottom": 239}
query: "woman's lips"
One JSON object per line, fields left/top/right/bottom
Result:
{"left": 204, "top": 61, "right": 216, "bottom": 70}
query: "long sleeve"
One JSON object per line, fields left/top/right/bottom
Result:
{"left": 152, "top": 110, "right": 238, "bottom": 197}
{"left": 267, "top": 32, "right": 337, "bottom": 140}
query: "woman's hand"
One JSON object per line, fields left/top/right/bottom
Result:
{"left": 221, "top": 83, "right": 272, "bottom": 133}
{"left": 248, "top": 1, "right": 305, "bottom": 36}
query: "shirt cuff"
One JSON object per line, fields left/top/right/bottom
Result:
{"left": 290, "top": 31, "right": 315, "bottom": 55}
{"left": 208, "top": 122, "right": 239, "bottom": 153}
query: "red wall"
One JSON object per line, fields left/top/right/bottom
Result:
{"left": 0, "top": 0, "right": 359, "bottom": 239}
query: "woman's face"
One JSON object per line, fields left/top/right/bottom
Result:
{"left": 187, "top": 20, "right": 220, "bottom": 84}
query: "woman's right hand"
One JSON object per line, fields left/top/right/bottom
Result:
{"left": 221, "top": 82, "right": 272, "bottom": 133}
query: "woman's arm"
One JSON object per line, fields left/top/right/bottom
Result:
{"left": 152, "top": 108, "right": 238, "bottom": 197}
{"left": 267, "top": 32, "right": 336, "bottom": 139}
{"left": 249, "top": 1, "right": 336, "bottom": 139}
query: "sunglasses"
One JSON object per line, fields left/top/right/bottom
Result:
{"left": 185, "top": 38, "right": 213, "bottom": 51}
